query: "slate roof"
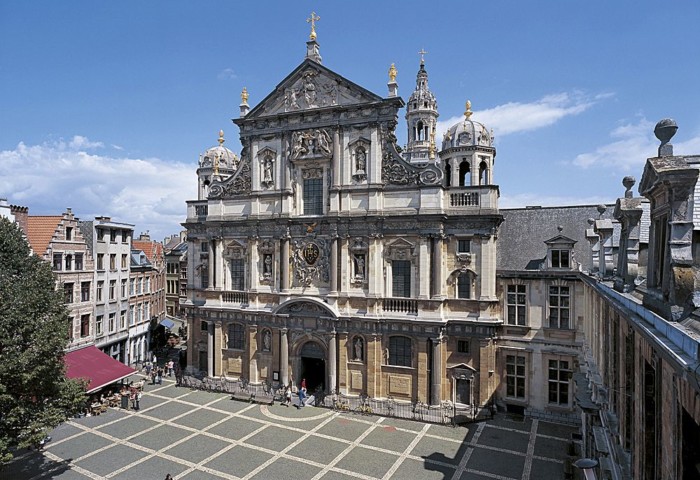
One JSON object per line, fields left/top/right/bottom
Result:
{"left": 78, "top": 221, "right": 94, "bottom": 253}
{"left": 25, "top": 216, "right": 62, "bottom": 257}
{"left": 497, "top": 205, "right": 616, "bottom": 271}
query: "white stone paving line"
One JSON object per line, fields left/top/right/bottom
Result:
{"left": 450, "top": 421, "right": 484, "bottom": 480}
{"left": 310, "top": 416, "right": 386, "bottom": 480}
{"left": 35, "top": 450, "right": 104, "bottom": 480}
{"left": 381, "top": 422, "right": 432, "bottom": 480}
{"left": 521, "top": 419, "right": 538, "bottom": 480}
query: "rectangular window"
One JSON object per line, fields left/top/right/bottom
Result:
{"left": 129, "top": 305, "right": 135, "bottom": 325}
{"left": 65, "top": 226, "right": 73, "bottom": 240}
{"left": 97, "top": 228, "right": 104, "bottom": 241}
{"left": 129, "top": 278, "right": 135, "bottom": 296}
{"left": 96, "top": 315, "right": 103, "bottom": 335}
{"left": 548, "top": 359, "right": 571, "bottom": 405}
{"left": 53, "top": 254, "right": 62, "bottom": 271}
{"left": 137, "top": 278, "right": 143, "bottom": 294}
{"left": 457, "top": 340, "right": 470, "bottom": 354}
{"left": 548, "top": 286, "right": 570, "bottom": 329}
{"left": 201, "top": 241, "right": 208, "bottom": 253}
{"left": 227, "top": 323, "right": 245, "bottom": 349}
{"left": 64, "top": 254, "right": 72, "bottom": 271}
{"left": 145, "top": 277, "right": 151, "bottom": 293}
{"left": 506, "top": 285, "right": 527, "bottom": 326}
{"left": 392, "top": 260, "right": 411, "bottom": 298}
{"left": 121, "top": 279, "right": 127, "bottom": 298}
{"left": 80, "top": 314, "right": 90, "bottom": 337}
{"left": 458, "top": 239, "right": 471, "bottom": 253}
{"left": 109, "top": 254, "right": 116, "bottom": 270}
{"left": 122, "top": 230, "right": 129, "bottom": 243}
{"left": 389, "top": 336, "right": 412, "bottom": 367}
{"left": 551, "top": 249, "right": 570, "bottom": 268}
{"left": 144, "top": 302, "right": 150, "bottom": 320}
{"left": 81, "top": 281, "right": 90, "bottom": 302}
{"left": 303, "top": 177, "right": 324, "bottom": 215}
{"left": 120, "top": 310, "right": 126, "bottom": 330}
{"left": 75, "top": 253, "right": 83, "bottom": 270}
{"left": 108, "top": 313, "right": 115, "bottom": 332}
{"left": 121, "top": 254, "right": 128, "bottom": 269}
{"left": 64, "top": 283, "right": 74, "bottom": 303}
{"left": 201, "top": 321, "right": 208, "bottom": 332}
{"left": 97, "top": 281, "right": 104, "bottom": 302}
{"left": 231, "top": 258, "right": 245, "bottom": 290}
{"left": 506, "top": 354, "right": 526, "bottom": 399}
{"left": 109, "top": 280, "right": 116, "bottom": 300}
{"left": 97, "top": 254, "right": 104, "bottom": 270}
{"left": 201, "top": 265, "right": 209, "bottom": 289}
{"left": 110, "top": 229, "right": 116, "bottom": 242}
{"left": 457, "top": 272, "right": 471, "bottom": 299}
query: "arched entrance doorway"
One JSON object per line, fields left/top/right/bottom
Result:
{"left": 300, "top": 341, "right": 325, "bottom": 392}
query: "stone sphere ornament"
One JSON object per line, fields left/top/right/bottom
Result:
{"left": 654, "top": 118, "right": 678, "bottom": 145}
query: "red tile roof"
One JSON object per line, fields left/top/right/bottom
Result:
{"left": 25, "top": 216, "right": 62, "bottom": 256}
{"left": 133, "top": 240, "right": 163, "bottom": 264}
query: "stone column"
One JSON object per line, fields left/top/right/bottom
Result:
{"left": 327, "top": 330, "right": 337, "bottom": 392}
{"left": 333, "top": 129, "right": 341, "bottom": 187}
{"left": 281, "top": 237, "right": 290, "bottom": 292}
{"left": 207, "top": 241, "right": 215, "bottom": 288}
{"left": 330, "top": 237, "right": 338, "bottom": 294}
{"left": 280, "top": 327, "right": 289, "bottom": 386}
{"left": 337, "top": 331, "right": 348, "bottom": 393}
{"left": 248, "top": 324, "right": 258, "bottom": 383}
{"left": 216, "top": 239, "right": 224, "bottom": 289}
{"left": 418, "top": 237, "right": 430, "bottom": 299}
{"left": 249, "top": 238, "right": 259, "bottom": 292}
{"left": 595, "top": 219, "right": 614, "bottom": 278}
{"left": 207, "top": 321, "right": 214, "bottom": 378}
{"left": 431, "top": 336, "right": 443, "bottom": 405}
{"left": 614, "top": 184, "right": 643, "bottom": 293}
{"left": 431, "top": 236, "right": 443, "bottom": 299}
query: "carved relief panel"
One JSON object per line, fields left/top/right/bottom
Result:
{"left": 290, "top": 237, "right": 330, "bottom": 288}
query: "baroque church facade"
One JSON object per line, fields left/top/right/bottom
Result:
{"left": 183, "top": 33, "right": 576, "bottom": 418}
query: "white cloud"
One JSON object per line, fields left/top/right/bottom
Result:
{"left": 436, "top": 91, "right": 600, "bottom": 140}
{"left": 217, "top": 68, "right": 238, "bottom": 80}
{"left": 0, "top": 138, "right": 197, "bottom": 240}
{"left": 570, "top": 117, "right": 700, "bottom": 170}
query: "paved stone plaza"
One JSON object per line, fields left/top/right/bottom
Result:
{"left": 7, "top": 376, "right": 577, "bottom": 479}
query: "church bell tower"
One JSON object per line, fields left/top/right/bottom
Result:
{"left": 404, "top": 50, "right": 439, "bottom": 164}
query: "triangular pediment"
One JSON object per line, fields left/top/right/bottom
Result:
{"left": 244, "top": 59, "right": 384, "bottom": 119}
{"left": 544, "top": 234, "right": 577, "bottom": 246}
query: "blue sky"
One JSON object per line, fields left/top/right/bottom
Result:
{"left": 1, "top": 1, "right": 699, "bottom": 239}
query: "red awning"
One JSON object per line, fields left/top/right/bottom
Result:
{"left": 65, "top": 346, "right": 137, "bottom": 393}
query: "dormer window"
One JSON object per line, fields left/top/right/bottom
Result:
{"left": 551, "top": 249, "right": 570, "bottom": 268}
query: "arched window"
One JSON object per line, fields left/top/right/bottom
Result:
{"left": 417, "top": 121, "right": 424, "bottom": 141}
{"left": 457, "top": 271, "right": 472, "bottom": 299}
{"left": 227, "top": 323, "right": 245, "bottom": 350}
{"left": 389, "top": 336, "right": 412, "bottom": 367}
{"left": 445, "top": 163, "right": 452, "bottom": 187}
{"left": 459, "top": 161, "right": 471, "bottom": 186}
{"left": 479, "top": 161, "right": 488, "bottom": 185}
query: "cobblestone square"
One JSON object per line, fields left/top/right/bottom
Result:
{"left": 7, "top": 377, "right": 576, "bottom": 479}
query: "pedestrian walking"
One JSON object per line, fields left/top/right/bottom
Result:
{"left": 164, "top": 474, "right": 173, "bottom": 480}
{"left": 135, "top": 390, "right": 141, "bottom": 410}
{"left": 167, "top": 360, "right": 174, "bottom": 377}
{"left": 283, "top": 386, "right": 292, "bottom": 407}
{"left": 156, "top": 367, "right": 163, "bottom": 385}
{"left": 297, "top": 380, "right": 307, "bottom": 408}
{"left": 145, "top": 361, "right": 152, "bottom": 376}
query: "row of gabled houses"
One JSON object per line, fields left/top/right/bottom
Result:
{"left": 0, "top": 201, "right": 188, "bottom": 370}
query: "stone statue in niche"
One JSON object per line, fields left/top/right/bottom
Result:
{"left": 353, "top": 337, "right": 363, "bottom": 361}
{"left": 262, "top": 329, "right": 271, "bottom": 352}
{"left": 355, "top": 147, "right": 366, "bottom": 174}
{"left": 262, "top": 156, "right": 274, "bottom": 187}
{"left": 263, "top": 254, "right": 272, "bottom": 278}
{"left": 354, "top": 254, "right": 365, "bottom": 280}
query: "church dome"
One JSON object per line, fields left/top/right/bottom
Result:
{"left": 199, "top": 130, "right": 239, "bottom": 170}
{"left": 441, "top": 102, "right": 493, "bottom": 150}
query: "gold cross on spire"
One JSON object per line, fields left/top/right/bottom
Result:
{"left": 307, "top": 11, "right": 320, "bottom": 40}
{"left": 418, "top": 48, "right": 428, "bottom": 65}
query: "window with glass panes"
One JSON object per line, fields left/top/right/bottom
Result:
{"left": 548, "top": 359, "right": 570, "bottom": 404}
{"left": 121, "top": 254, "right": 127, "bottom": 269}
{"left": 109, "top": 280, "right": 116, "bottom": 300}
{"left": 228, "top": 323, "right": 245, "bottom": 349}
{"left": 80, "top": 314, "right": 90, "bottom": 337}
{"left": 303, "top": 178, "right": 324, "bottom": 215}
{"left": 506, "top": 285, "right": 527, "bottom": 325}
{"left": 75, "top": 253, "right": 83, "bottom": 270}
{"left": 120, "top": 310, "right": 126, "bottom": 329}
{"left": 64, "top": 283, "right": 73, "bottom": 303}
{"left": 551, "top": 249, "right": 570, "bottom": 268}
{"left": 548, "top": 285, "right": 570, "bottom": 328}
{"left": 201, "top": 265, "right": 209, "bottom": 288}
{"left": 457, "top": 340, "right": 470, "bottom": 354}
{"left": 389, "top": 336, "right": 412, "bottom": 367}
{"left": 108, "top": 313, "right": 115, "bottom": 332}
{"left": 230, "top": 259, "right": 245, "bottom": 290}
{"left": 53, "top": 254, "right": 62, "bottom": 271}
{"left": 96, "top": 315, "right": 103, "bottom": 335}
{"left": 97, "top": 254, "right": 104, "bottom": 270}
{"left": 506, "top": 354, "right": 526, "bottom": 398}
{"left": 109, "top": 254, "right": 116, "bottom": 270}
{"left": 65, "top": 254, "right": 72, "bottom": 271}
{"left": 121, "top": 279, "right": 127, "bottom": 298}
{"left": 392, "top": 260, "right": 411, "bottom": 298}
{"left": 96, "top": 281, "right": 104, "bottom": 302}
{"left": 457, "top": 272, "right": 471, "bottom": 299}
{"left": 458, "top": 239, "right": 471, "bottom": 253}
{"left": 81, "top": 281, "right": 90, "bottom": 301}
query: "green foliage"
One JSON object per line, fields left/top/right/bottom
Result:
{"left": 0, "top": 218, "right": 87, "bottom": 465}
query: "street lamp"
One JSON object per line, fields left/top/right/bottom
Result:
{"left": 573, "top": 458, "right": 598, "bottom": 480}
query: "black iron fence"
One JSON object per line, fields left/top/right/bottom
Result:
{"left": 175, "top": 373, "right": 483, "bottom": 426}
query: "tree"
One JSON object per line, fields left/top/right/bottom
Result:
{"left": 0, "top": 218, "right": 86, "bottom": 465}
